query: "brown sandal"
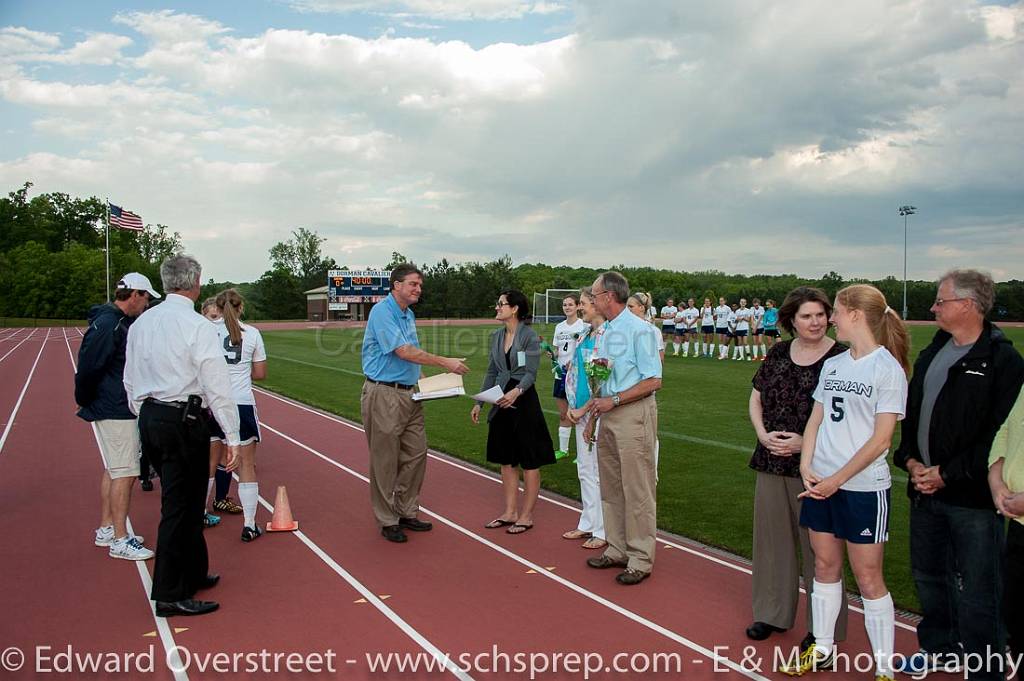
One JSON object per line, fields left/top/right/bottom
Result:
{"left": 562, "top": 529, "right": 592, "bottom": 540}
{"left": 581, "top": 537, "right": 607, "bottom": 550}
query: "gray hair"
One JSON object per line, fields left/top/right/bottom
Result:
{"left": 597, "top": 271, "right": 630, "bottom": 304}
{"left": 940, "top": 268, "right": 994, "bottom": 315}
{"left": 160, "top": 254, "right": 202, "bottom": 292}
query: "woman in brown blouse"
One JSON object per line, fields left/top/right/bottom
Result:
{"left": 745, "top": 287, "right": 849, "bottom": 651}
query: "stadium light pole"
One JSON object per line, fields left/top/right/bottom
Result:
{"left": 898, "top": 205, "right": 917, "bottom": 320}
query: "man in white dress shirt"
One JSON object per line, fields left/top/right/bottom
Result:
{"left": 124, "top": 255, "right": 240, "bottom": 618}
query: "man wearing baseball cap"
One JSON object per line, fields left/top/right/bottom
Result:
{"left": 76, "top": 272, "right": 160, "bottom": 561}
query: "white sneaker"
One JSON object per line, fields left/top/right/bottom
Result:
{"left": 109, "top": 536, "right": 154, "bottom": 561}
{"left": 95, "top": 526, "right": 144, "bottom": 547}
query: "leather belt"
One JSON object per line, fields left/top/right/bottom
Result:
{"left": 144, "top": 397, "right": 188, "bottom": 408}
{"left": 365, "top": 378, "right": 415, "bottom": 391}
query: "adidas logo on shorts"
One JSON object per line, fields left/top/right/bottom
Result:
{"left": 860, "top": 528, "right": 873, "bottom": 537}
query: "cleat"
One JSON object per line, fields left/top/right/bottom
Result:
{"left": 203, "top": 512, "right": 221, "bottom": 528}
{"left": 779, "top": 645, "right": 834, "bottom": 676}
{"left": 241, "top": 525, "right": 263, "bottom": 543}
{"left": 213, "top": 497, "right": 243, "bottom": 514}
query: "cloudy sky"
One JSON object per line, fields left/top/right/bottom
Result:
{"left": 1, "top": 0, "right": 1022, "bottom": 283}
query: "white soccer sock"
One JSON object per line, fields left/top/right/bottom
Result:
{"left": 682, "top": 341, "right": 689, "bottom": 355}
{"left": 720, "top": 345, "right": 728, "bottom": 358}
{"left": 811, "top": 579, "right": 844, "bottom": 653}
{"left": 558, "top": 426, "right": 571, "bottom": 452}
{"left": 760, "top": 343, "right": 767, "bottom": 356}
{"left": 238, "top": 482, "right": 259, "bottom": 528}
{"left": 752, "top": 344, "right": 759, "bottom": 358}
{"left": 206, "top": 477, "right": 214, "bottom": 511}
{"left": 672, "top": 341, "right": 680, "bottom": 354}
{"left": 863, "top": 592, "right": 895, "bottom": 677}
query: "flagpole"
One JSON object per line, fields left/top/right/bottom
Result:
{"left": 105, "top": 199, "right": 111, "bottom": 303}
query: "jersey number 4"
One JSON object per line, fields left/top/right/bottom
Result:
{"left": 830, "top": 396, "right": 845, "bottom": 423}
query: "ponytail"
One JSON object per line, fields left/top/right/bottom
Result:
{"left": 215, "top": 288, "right": 245, "bottom": 346}
{"left": 835, "top": 285, "right": 911, "bottom": 375}
{"left": 878, "top": 305, "right": 911, "bottom": 375}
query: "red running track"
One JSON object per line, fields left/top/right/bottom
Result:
{"left": 0, "top": 328, "right": 921, "bottom": 680}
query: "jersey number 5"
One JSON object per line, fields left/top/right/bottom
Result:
{"left": 223, "top": 336, "right": 242, "bottom": 365}
{"left": 830, "top": 396, "right": 845, "bottom": 423}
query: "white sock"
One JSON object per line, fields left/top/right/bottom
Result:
{"left": 682, "top": 341, "right": 689, "bottom": 355}
{"left": 206, "top": 477, "right": 214, "bottom": 511}
{"left": 760, "top": 343, "right": 767, "bottom": 356}
{"left": 752, "top": 344, "right": 759, "bottom": 358}
{"left": 863, "top": 593, "right": 895, "bottom": 677}
{"left": 238, "top": 482, "right": 259, "bottom": 528}
{"left": 558, "top": 426, "right": 571, "bottom": 452}
{"left": 811, "top": 579, "right": 843, "bottom": 653}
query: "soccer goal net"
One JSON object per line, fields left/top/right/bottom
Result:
{"left": 532, "top": 288, "right": 582, "bottom": 325}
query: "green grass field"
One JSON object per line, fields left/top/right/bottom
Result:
{"left": 259, "top": 322, "right": 1024, "bottom": 612}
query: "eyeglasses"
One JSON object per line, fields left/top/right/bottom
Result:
{"left": 495, "top": 301, "right": 511, "bottom": 308}
{"left": 592, "top": 289, "right": 612, "bottom": 298}
{"left": 933, "top": 297, "right": 969, "bottom": 306}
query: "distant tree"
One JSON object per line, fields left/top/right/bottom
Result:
{"left": 269, "top": 227, "right": 338, "bottom": 291}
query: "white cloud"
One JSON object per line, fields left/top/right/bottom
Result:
{"left": 1, "top": 4, "right": 1022, "bottom": 282}
{"left": 287, "top": 0, "right": 567, "bottom": 20}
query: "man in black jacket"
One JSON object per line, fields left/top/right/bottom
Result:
{"left": 894, "top": 269, "right": 1024, "bottom": 679}
{"left": 76, "top": 273, "right": 160, "bottom": 561}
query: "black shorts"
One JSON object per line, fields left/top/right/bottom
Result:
{"left": 208, "top": 404, "right": 261, "bottom": 445}
{"left": 553, "top": 376, "right": 567, "bottom": 400}
{"left": 800, "top": 488, "right": 890, "bottom": 544}
{"left": 752, "top": 328, "right": 764, "bottom": 336}
{"left": 716, "top": 326, "right": 728, "bottom": 335}
{"left": 765, "top": 328, "right": 780, "bottom": 338}
{"left": 701, "top": 325, "right": 715, "bottom": 334}
{"left": 673, "top": 327, "right": 686, "bottom": 336}
{"left": 734, "top": 329, "right": 748, "bottom": 338}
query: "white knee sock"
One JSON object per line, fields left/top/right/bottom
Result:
{"left": 752, "top": 344, "right": 759, "bottom": 358}
{"left": 672, "top": 341, "right": 680, "bottom": 354}
{"left": 206, "top": 477, "right": 214, "bottom": 511}
{"left": 863, "top": 593, "right": 894, "bottom": 676}
{"left": 760, "top": 343, "right": 767, "bottom": 356}
{"left": 811, "top": 579, "right": 844, "bottom": 653}
{"left": 682, "top": 341, "right": 689, "bottom": 355}
{"left": 238, "top": 482, "right": 259, "bottom": 528}
{"left": 558, "top": 426, "right": 571, "bottom": 452}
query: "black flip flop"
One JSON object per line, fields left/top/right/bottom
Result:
{"left": 484, "top": 518, "right": 516, "bottom": 529}
{"left": 506, "top": 523, "right": 533, "bottom": 535}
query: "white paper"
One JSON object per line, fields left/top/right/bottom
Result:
{"left": 412, "top": 372, "right": 466, "bottom": 401}
{"left": 412, "top": 387, "right": 465, "bottom": 401}
{"left": 516, "top": 350, "right": 526, "bottom": 367}
{"left": 471, "top": 385, "right": 506, "bottom": 405}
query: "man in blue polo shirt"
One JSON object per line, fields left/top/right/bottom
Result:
{"left": 584, "top": 270, "right": 662, "bottom": 585}
{"left": 361, "top": 263, "right": 470, "bottom": 543}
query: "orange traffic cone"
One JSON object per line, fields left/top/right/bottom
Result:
{"left": 266, "top": 485, "right": 299, "bottom": 532}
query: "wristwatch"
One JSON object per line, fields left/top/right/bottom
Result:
{"left": 612, "top": 393, "right": 621, "bottom": 407}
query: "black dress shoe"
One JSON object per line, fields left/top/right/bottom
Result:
{"left": 398, "top": 517, "right": 432, "bottom": 532}
{"left": 745, "top": 621, "right": 787, "bottom": 640}
{"left": 381, "top": 525, "right": 408, "bottom": 543}
{"left": 198, "top": 573, "right": 220, "bottom": 589}
{"left": 155, "top": 599, "right": 219, "bottom": 617}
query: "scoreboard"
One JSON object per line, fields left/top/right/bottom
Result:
{"left": 327, "top": 269, "right": 391, "bottom": 308}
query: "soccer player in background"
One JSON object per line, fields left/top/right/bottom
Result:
{"left": 660, "top": 298, "right": 678, "bottom": 349}
{"left": 751, "top": 298, "right": 766, "bottom": 360}
{"left": 551, "top": 294, "right": 589, "bottom": 459}
{"left": 715, "top": 297, "right": 732, "bottom": 360}
{"left": 700, "top": 297, "right": 716, "bottom": 358}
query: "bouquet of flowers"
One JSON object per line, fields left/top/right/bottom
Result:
{"left": 581, "top": 354, "right": 613, "bottom": 451}
{"left": 539, "top": 338, "right": 563, "bottom": 378}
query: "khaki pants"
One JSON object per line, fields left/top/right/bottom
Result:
{"left": 752, "top": 472, "right": 848, "bottom": 639}
{"left": 597, "top": 395, "right": 658, "bottom": 573}
{"left": 361, "top": 381, "right": 427, "bottom": 527}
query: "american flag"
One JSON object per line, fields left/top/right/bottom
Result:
{"left": 108, "top": 203, "right": 144, "bottom": 231}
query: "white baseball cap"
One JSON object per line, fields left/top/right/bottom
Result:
{"left": 116, "top": 272, "right": 162, "bottom": 299}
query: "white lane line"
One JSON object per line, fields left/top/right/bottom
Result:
{"left": 260, "top": 420, "right": 770, "bottom": 681}
{"left": 61, "top": 329, "right": 190, "bottom": 681}
{"left": 76, "top": 327, "right": 84, "bottom": 337}
{"left": 254, "top": 386, "right": 917, "bottom": 633}
{"left": 0, "top": 328, "right": 38, "bottom": 364}
{"left": 0, "top": 328, "right": 48, "bottom": 456}
{"left": 0, "top": 328, "right": 21, "bottom": 341}
{"left": 246, "top": 482, "right": 472, "bottom": 681}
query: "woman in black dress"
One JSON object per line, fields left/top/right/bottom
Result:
{"left": 745, "top": 286, "right": 849, "bottom": 650}
{"left": 471, "top": 289, "right": 555, "bottom": 534}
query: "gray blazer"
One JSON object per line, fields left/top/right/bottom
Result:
{"left": 477, "top": 323, "right": 542, "bottom": 422}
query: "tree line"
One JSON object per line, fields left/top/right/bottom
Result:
{"left": 1, "top": 182, "right": 1020, "bottom": 321}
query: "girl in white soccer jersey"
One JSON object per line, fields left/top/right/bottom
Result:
{"left": 660, "top": 298, "right": 678, "bottom": 348}
{"left": 699, "top": 298, "right": 715, "bottom": 358}
{"left": 680, "top": 298, "right": 700, "bottom": 357}
{"left": 750, "top": 298, "right": 766, "bottom": 360}
{"left": 783, "top": 284, "right": 910, "bottom": 681}
{"left": 551, "top": 295, "right": 589, "bottom": 459}
{"left": 735, "top": 298, "right": 753, "bottom": 360}
{"left": 208, "top": 289, "right": 268, "bottom": 543}
{"left": 715, "top": 297, "right": 732, "bottom": 359}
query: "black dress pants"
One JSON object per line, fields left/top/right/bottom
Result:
{"left": 139, "top": 402, "right": 210, "bottom": 602}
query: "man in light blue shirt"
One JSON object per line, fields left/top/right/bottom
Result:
{"left": 361, "top": 264, "right": 469, "bottom": 543}
{"left": 585, "top": 271, "right": 662, "bottom": 585}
